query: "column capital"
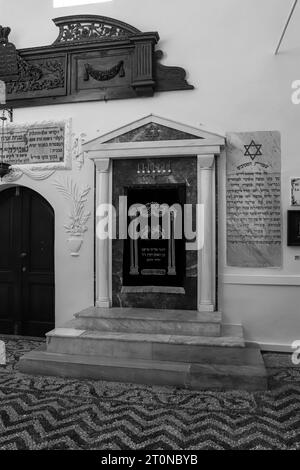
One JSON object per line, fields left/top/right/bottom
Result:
{"left": 197, "top": 155, "right": 215, "bottom": 169}
{"left": 95, "top": 158, "right": 110, "bottom": 173}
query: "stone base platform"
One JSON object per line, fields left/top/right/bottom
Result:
{"left": 18, "top": 307, "right": 268, "bottom": 391}
{"left": 74, "top": 307, "right": 222, "bottom": 337}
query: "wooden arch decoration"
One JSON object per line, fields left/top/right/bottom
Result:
{"left": 0, "top": 15, "right": 194, "bottom": 109}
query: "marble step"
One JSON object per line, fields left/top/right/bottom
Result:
{"left": 46, "top": 325, "right": 245, "bottom": 362}
{"left": 17, "top": 346, "right": 267, "bottom": 391}
{"left": 73, "top": 307, "right": 222, "bottom": 337}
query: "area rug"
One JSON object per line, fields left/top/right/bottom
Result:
{"left": 0, "top": 336, "right": 299, "bottom": 450}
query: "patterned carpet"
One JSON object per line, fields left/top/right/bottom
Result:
{"left": 0, "top": 336, "right": 299, "bottom": 450}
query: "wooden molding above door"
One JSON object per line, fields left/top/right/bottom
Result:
{"left": 0, "top": 15, "right": 194, "bottom": 109}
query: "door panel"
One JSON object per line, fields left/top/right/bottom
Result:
{"left": 0, "top": 187, "right": 55, "bottom": 337}
{"left": 27, "top": 194, "right": 54, "bottom": 272}
{"left": 0, "top": 188, "right": 18, "bottom": 333}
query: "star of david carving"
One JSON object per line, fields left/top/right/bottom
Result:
{"left": 145, "top": 124, "right": 161, "bottom": 139}
{"left": 244, "top": 140, "right": 263, "bottom": 161}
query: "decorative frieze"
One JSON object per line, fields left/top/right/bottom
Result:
{"left": 2, "top": 168, "right": 56, "bottom": 182}
{"left": 6, "top": 56, "right": 65, "bottom": 96}
{"left": 0, "top": 15, "right": 193, "bottom": 108}
{"left": 84, "top": 60, "right": 125, "bottom": 82}
{"left": 53, "top": 15, "right": 139, "bottom": 44}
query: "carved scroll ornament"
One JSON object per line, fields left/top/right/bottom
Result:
{"left": 84, "top": 60, "right": 125, "bottom": 82}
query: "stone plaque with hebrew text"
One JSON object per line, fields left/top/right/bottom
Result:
{"left": 0, "top": 122, "right": 66, "bottom": 166}
{"left": 226, "top": 131, "right": 282, "bottom": 268}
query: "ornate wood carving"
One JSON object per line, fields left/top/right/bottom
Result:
{"left": 0, "top": 26, "right": 18, "bottom": 81}
{"left": 53, "top": 15, "right": 140, "bottom": 44}
{"left": 84, "top": 60, "right": 125, "bottom": 82}
{"left": 6, "top": 56, "right": 65, "bottom": 96}
{"left": 155, "top": 50, "right": 193, "bottom": 92}
{"left": 0, "top": 15, "right": 194, "bottom": 109}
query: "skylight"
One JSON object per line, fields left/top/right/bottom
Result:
{"left": 53, "top": 0, "right": 113, "bottom": 8}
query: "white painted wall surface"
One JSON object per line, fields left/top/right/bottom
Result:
{"left": 1, "top": 0, "right": 300, "bottom": 349}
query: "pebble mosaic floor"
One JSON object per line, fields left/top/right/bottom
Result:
{"left": 0, "top": 335, "right": 299, "bottom": 450}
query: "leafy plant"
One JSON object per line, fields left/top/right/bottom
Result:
{"left": 54, "top": 178, "right": 91, "bottom": 235}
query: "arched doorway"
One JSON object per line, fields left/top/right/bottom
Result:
{"left": 0, "top": 186, "right": 55, "bottom": 337}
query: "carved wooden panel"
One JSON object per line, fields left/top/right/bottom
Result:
{"left": 0, "top": 15, "right": 194, "bottom": 108}
{"left": 6, "top": 54, "right": 67, "bottom": 101}
{"left": 0, "top": 26, "right": 19, "bottom": 81}
{"left": 71, "top": 50, "right": 134, "bottom": 101}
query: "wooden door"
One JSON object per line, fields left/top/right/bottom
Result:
{"left": 0, "top": 187, "right": 55, "bottom": 337}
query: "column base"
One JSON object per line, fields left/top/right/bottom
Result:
{"left": 96, "top": 299, "right": 112, "bottom": 308}
{"left": 198, "top": 304, "right": 215, "bottom": 312}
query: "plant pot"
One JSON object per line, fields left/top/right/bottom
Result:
{"left": 67, "top": 234, "right": 83, "bottom": 257}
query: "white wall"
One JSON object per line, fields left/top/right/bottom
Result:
{"left": 1, "top": 0, "right": 300, "bottom": 349}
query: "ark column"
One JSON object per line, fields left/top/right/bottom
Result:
{"left": 95, "top": 158, "right": 112, "bottom": 308}
{"left": 197, "top": 155, "right": 216, "bottom": 312}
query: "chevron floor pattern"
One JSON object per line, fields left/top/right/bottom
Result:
{"left": 0, "top": 336, "right": 299, "bottom": 450}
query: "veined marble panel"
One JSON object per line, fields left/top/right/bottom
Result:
{"left": 112, "top": 156, "right": 198, "bottom": 309}
{"left": 0, "top": 341, "right": 6, "bottom": 365}
{"left": 226, "top": 131, "right": 282, "bottom": 268}
{"left": 47, "top": 328, "right": 86, "bottom": 338}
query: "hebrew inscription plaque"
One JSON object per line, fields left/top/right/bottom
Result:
{"left": 226, "top": 131, "right": 282, "bottom": 268}
{"left": 0, "top": 121, "right": 66, "bottom": 165}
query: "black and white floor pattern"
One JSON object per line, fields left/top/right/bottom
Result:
{"left": 0, "top": 336, "right": 299, "bottom": 450}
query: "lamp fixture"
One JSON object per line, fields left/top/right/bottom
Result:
{"left": 0, "top": 81, "right": 13, "bottom": 179}
{"left": 275, "top": 0, "right": 298, "bottom": 55}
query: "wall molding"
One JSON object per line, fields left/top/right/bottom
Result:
{"left": 246, "top": 340, "right": 295, "bottom": 353}
{"left": 222, "top": 274, "right": 300, "bottom": 286}
{"left": 2, "top": 168, "right": 56, "bottom": 182}
{"left": 72, "top": 132, "right": 86, "bottom": 170}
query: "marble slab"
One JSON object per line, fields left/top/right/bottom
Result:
{"left": 75, "top": 306, "right": 222, "bottom": 323}
{"left": 0, "top": 341, "right": 6, "bottom": 365}
{"left": 0, "top": 81, "right": 5, "bottom": 105}
{"left": 46, "top": 328, "right": 86, "bottom": 338}
{"left": 112, "top": 156, "right": 198, "bottom": 309}
{"left": 121, "top": 286, "right": 185, "bottom": 294}
{"left": 226, "top": 131, "right": 282, "bottom": 268}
